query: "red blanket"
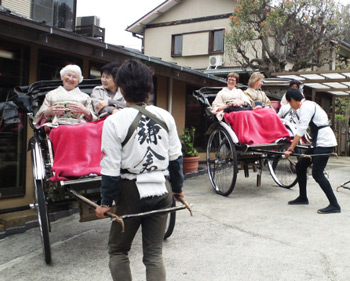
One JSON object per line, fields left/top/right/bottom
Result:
{"left": 49, "top": 119, "right": 105, "bottom": 182}
{"left": 224, "top": 108, "right": 290, "bottom": 145}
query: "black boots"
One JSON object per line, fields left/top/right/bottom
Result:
{"left": 317, "top": 204, "right": 341, "bottom": 214}
{"left": 288, "top": 197, "right": 309, "bottom": 205}
{"left": 288, "top": 198, "right": 341, "bottom": 214}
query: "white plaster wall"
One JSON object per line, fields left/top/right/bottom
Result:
{"left": 3, "top": 0, "right": 31, "bottom": 18}
{"left": 151, "top": 0, "right": 234, "bottom": 23}
{"left": 144, "top": 17, "right": 230, "bottom": 69}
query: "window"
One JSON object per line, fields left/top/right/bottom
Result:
{"left": 31, "top": 0, "right": 54, "bottom": 26}
{"left": 182, "top": 32, "right": 208, "bottom": 56}
{"left": 0, "top": 42, "right": 29, "bottom": 198}
{"left": 209, "top": 29, "right": 224, "bottom": 53}
{"left": 54, "top": 0, "right": 75, "bottom": 31}
{"left": 31, "top": 0, "right": 75, "bottom": 31}
{"left": 171, "top": 35, "right": 183, "bottom": 56}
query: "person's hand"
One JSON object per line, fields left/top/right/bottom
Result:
{"left": 234, "top": 101, "right": 244, "bottom": 107}
{"left": 46, "top": 104, "right": 65, "bottom": 116}
{"left": 284, "top": 149, "right": 293, "bottom": 158}
{"left": 96, "top": 100, "right": 108, "bottom": 111}
{"left": 95, "top": 205, "right": 111, "bottom": 219}
{"left": 68, "top": 103, "right": 93, "bottom": 121}
{"left": 172, "top": 192, "right": 185, "bottom": 200}
{"left": 228, "top": 101, "right": 243, "bottom": 107}
{"left": 225, "top": 102, "right": 234, "bottom": 109}
{"left": 68, "top": 103, "right": 88, "bottom": 115}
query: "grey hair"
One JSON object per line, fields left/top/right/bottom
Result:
{"left": 60, "top": 64, "right": 83, "bottom": 83}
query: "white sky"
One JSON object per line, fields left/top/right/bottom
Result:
{"left": 77, "top": 0, "right": 350, "bottom": 51}
{"left": 76, "top": 0, "right": 165, "bottom": 50}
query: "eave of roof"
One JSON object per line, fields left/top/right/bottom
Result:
{"left": 273, "top": 70, "right": 350, "bottom": 97}
{"left": 0, "top": 8, "right": 225, "bottom": 86}
{"left": 126, "top": 0, "right": 182, "bottom": 35}
{"left": 202, "top": 66, "right": 256, "bottom": 76}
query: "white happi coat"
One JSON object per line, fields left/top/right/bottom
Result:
{"left": 101, "top": 105, "right": 182, "bottom": 198}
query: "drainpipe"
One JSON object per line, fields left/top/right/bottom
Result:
{"left": 132, "top": 33, "right": 144, "bottom": 53}
{"left": 168, "top": 77, "right": 173, "bottom": 114}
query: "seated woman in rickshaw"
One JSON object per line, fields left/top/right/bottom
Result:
{"left": 211, "top": 72, "right": 290, "bottom": 145}
{"left": 211, "top": 72, "right": 252, "bottom": 121}
{"left": 244, "top": 72, "right": 272, "bottom": 108}
{"left": 32, "top": 64, "right": 100, "bottom": 182}
{"left": 33, "top": 64, "right": 97, "bottom": 128}
{"left": 91, "top": 62, "right": 126, "bottom": 118}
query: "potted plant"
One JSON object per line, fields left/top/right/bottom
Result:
{"left": 179, "top": 126, "right": 200, "bottom": 174}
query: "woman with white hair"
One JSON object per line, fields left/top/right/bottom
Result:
{"left": 244, "top": 72, "right": 271, "bottom": 108}
{"left": 34, "top": 64, "right": 96, "bottom": 127}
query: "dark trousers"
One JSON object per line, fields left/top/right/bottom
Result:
{"left": 296, "top": 147, "right": 339, "bottom": 206}
{"left": 108, "top": 180, "right": 172, "bottom": 281}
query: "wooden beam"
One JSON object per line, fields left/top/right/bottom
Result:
{"left": 302, "top": 79, "right": 350, "bottom": 84}
{"left": 310, "top": 88, "right": 350, "bottom": 92}
{"left": 146, "top": 13, "right": 232, "bottom": 29}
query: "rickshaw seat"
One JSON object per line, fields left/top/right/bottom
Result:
{"left": 48, "top": 119, "right": 105, "bottom": 182}
{"left": 224, "top": 108, "right": 290, "bottom": 145}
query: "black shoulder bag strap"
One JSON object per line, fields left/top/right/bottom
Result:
{"left": 283, "top": 107, "right": 293, "bottom": 119}
{"left": 121, "top": 104, "right": 169, "bottom": 147}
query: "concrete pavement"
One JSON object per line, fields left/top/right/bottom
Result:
{"left": 1, "top": 157, "right": 350, "bottom": 281}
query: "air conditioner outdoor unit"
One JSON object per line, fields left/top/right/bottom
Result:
{"left": 208, "top": 55, "right": 223, "bottom": 68}
{"left": 76, "top": 16, "right": 101, "bottom": 27}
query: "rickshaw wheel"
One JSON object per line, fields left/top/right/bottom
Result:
{"left": 31, "top": 138, "right": 51, "bottom": 264}
{"left": 34, "top": 179, "right": 52, "bottom": 264}
{"left": 267, "top": 153, "right": 298, "bottom": 189}
{"left": 206, "top": 127, "right": 238, "bottom": 196}
{"left": 164, "top": 197, "right": 176, "bottom": 240}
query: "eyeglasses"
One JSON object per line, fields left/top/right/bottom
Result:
{"left": 227, "top": 78, "right": 236, "bottom": 81}
{"left": 65, "top": 73, "right": 79, "bottom": 80}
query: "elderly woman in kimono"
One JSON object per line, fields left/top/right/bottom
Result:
{"left": 211, "top": 72, "right": 251, "bottom": 120}
{"left": 33, "top": 64, "right": 96, "bottom": 127}
{"left": 244, "top": 72, "right": 271, "bottom": 108}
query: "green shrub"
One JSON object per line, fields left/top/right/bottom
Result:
{"left": 179, "top": 126, "right": 199, "bottom": 157}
